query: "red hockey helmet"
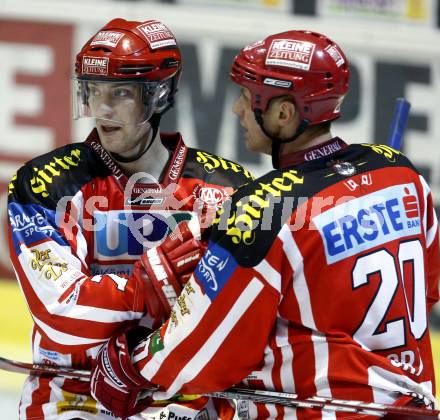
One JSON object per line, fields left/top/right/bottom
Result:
{"left": 231, "top": 30, "right": 349, "bottom": 125}
{"left": 73, "top": 18, "right": 182, "bottom": 123}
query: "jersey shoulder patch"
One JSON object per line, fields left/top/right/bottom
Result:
{"left": 9, "top": 143, "right": 108, "bottom": 208}
{"left": 184, "top": 148, "right": 254, "bottom": 188}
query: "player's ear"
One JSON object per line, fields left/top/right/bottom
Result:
{"left": 277, "top": 99, "right": 296, "bottom": 127}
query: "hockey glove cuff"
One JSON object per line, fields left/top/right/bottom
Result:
{"left": 91, "top": 326, "right": 156, "bottom": 418}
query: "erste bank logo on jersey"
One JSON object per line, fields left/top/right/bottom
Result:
{"left": 194, "top": 242, "right": 237, "bottom": 301}
{"left": 94, "top": 210, "right": 195, "bottom": 260}
{"left": 313, "top": 183, "right": 422, "bottom": 264}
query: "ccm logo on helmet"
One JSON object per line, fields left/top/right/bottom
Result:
{"left": 263, "top": 78, "right": 292, "bottom": 89}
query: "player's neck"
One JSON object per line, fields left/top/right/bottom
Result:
{"left": 117, "top": 132, "right": 170, "bottom": 183}
{"left": 280, "top": 125, "right": 333, "bottom": 156}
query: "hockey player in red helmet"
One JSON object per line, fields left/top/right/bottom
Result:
{"left": 91, "top": 30, "right": 439, "bottom": 419}
{"left": 8, "top": 18, "right": 252, "bottom": 420}
{"left": 72, "top": 18, "right": 182, "bottom": 166}
{"left": 230, "top": 30, "right": 349, "bottom": 168}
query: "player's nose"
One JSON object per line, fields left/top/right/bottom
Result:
{"left": 97, "top": 101, "right": 115, "bottom": 119}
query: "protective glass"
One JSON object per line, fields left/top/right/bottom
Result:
{"left": 72, "top": 78, "right": 171, "bottom": 125}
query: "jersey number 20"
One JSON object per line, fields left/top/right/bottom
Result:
{"left": 352, "top": 239, "right": 427, "bottom": 351}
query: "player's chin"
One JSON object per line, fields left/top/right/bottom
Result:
{"left": 245, "top": 137, "right": 261, "bottom": 152}
{"left": 97, "top": 126, "right": 123, "bottom": 143}
{"left": 99, "top": 135, "right": 128, "bottom": 156}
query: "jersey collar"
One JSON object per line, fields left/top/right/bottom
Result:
{"left": 278, "top": 137, "right": 348, "bottom": 168}
{"left": 84, "top": 129, "right": 188, "bottom": 192}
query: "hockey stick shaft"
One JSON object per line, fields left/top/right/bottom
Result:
{"left": 387, "top": 97, "right": 411, "bottom": 150}
{"left": 0, "top": 356, "right": 90, "bottom": 381}
{"left": 0, "top": 356, "right": 438, "bottom": 418}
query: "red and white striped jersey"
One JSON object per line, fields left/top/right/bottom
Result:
{"left": 8, "top": 129, "right": 252, "bottom": 420}
{"left": 133, "top": 142, "right": 440, "bottom": 420}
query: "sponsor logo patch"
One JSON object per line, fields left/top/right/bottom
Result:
{"left": 93, "top": 210, "right": 194, "bottom": 260}
{"left": 333, "top": 161, "right": 356, "bottom": 176}
{"left": 38, "top": 348, "right": 61, "bottom": 362}
{"left": 344, "top": 173, "right": 373, "bottom": 192}
{"left": 195, "top": 151, "right": 253, "bottom": 180}
{"left": 194, "top": 186, "right": 228, "bottom": 208}
{"left": 29, "top": 148, "right": 81, "bottom": 198}
{"left": 303, "top": 139, "right": 343, "bottom": 161}
{"left": 214, "top": 169, "right": 304, "bottom": 245}
{"left": 325, "top": 44, "right": 345, "bottom": 67}
{"left": 82, "top": 56, "right": 109, "bottom": 76}
{"left": 266, "top": 39, "right": 316, "bottom": 71}
{"left": 30, "top": 248, "right": 68, "bottom": 281}
{"left": 90, "top": 31, "right": 124, "bottom": 48}
{"left": 169, "top": 145, "right": 186, "bottom": 180}
{"left": 125, "top": 197, "right": 164, "bottom": 206}
{"left": 8, "top": 203, "right": 67, "bottom": 252}
{"left": 195, "top": 242, "right": 237, "bottom": 301}
{"left": 244, "top": 39, "right": 264, "bottom": 51}
{"left": 10, "top": 206, "right": 55, "bottom": 238}
{"left": 137, "top": 21, "right": 177, "bottom": 50}
{"left": 313, "top": 183, "right": 421, "bottom": 264}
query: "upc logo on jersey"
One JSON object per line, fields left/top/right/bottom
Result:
{"left": 94, "top": 210, "right": 194, "bottom": 260}
{"left": 90, "top": 31, "right": 124, "bottom": 48}
{"left": 82, "top": 56, "right": 109, "bottom": 76}
{"left": 266, "top": 39, "right": 316, "bottom": 71}
{"left": 137, "top": 21, "right": 177, "bottom": 50}
{"left": 313, "top": 183, "right": 421, "bottom": 264}
{"left": 195, "top": 242, "right": 237, "bottom": 301}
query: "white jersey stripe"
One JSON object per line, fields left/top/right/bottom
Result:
{"left": 153, "top": 277, "right": 265, "bottom": 399}
{"left": 426, "top": 207, "right": 438, "bottom": 247}
{"left": 32, "top": 330, "right": 42, "bottom": 362}
{"left": 311, "top": 332, "right": 333, "bottom": 399}
{"left": 275, "top": 317, "right": 297, "bottom": 420}
{"left": 254, "top": 258, "right": 281, "bottom": 294}
{"left": 419, "top": 175, "right": 438, "bottom": 247}
{"left": 20, "top": 373, "right": 40, "bottom": 419}
{"left": 419, "top": 175, "right": 430, "bottom": 239}
{"left": 33, "top": 315, "right": 106, "bottom": 346}
{"left": 279, "top": 226, "right": 316, "bottom": 329}
{"left": 141, "top": 278, "right": 212, "bottom": 378}
{"left": 276, "top": 318, "right": 295, "bottom": 393}
{"left": 280, "top": 225, "right": 334, "bottom": 418}
{"left": 69, "top": 190, "right": 88, "bottom": 269}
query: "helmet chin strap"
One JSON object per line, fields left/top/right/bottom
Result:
{"left": 110, "top": 113, "right": 162, "bottom": 163}
{"left": 254, "top": 109, "right": 309, "bottom": 169}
